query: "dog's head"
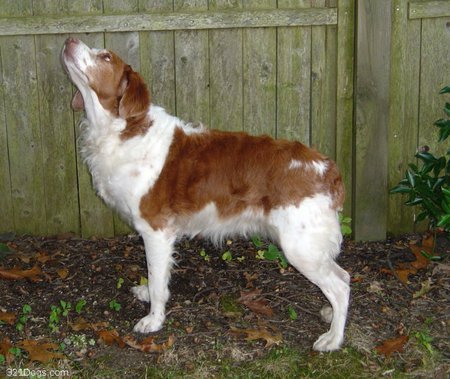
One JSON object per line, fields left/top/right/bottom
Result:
{"left": 62, "top": 38, "right": 150, "bottom": 131}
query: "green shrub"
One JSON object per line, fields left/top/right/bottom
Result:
{"left": 390, "top": 86, "right": 450, "bottom": 232}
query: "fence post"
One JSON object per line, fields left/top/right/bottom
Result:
{"left": 354, "top": 0, "right": 392, "bottom": 240}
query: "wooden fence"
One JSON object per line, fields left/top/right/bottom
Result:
{"left": 0, "top": 0, "right": 448, "bottom": 240}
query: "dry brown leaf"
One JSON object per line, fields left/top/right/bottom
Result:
{"left": 96, "top": 329, "right": 125, "bottom": 348}
{"left": 0, "top": 337, "right": 14, "bottom": 364}
{"left": 18, "top": 340, "right": 64, "bottom": 363}
{"left": 229, "top": 326, "right": 282, "bottom": 348}
{"left": 123, "top": 334, "right": 175, "bottom": 353}
{"left": 36, "top": 252, "right": 51, "bottom": 264}
{"left": 70, "top": 317, "right": 108, "bottom": 332}
{"left": 375, "top": 335, "right": 408, "bottom": 357}
{"left": 239, "top": 289, "right": 274, "bottom": 317}
{"left": 395, "top": 267, "right": 417, "bottom": 284}
{"left": 56, "top": 268, "right": 69, "bottom": 280}
{"left": 0, "top": 264, "right": 43, "bottom": 282}
{"left": 0, "top": 312, "right": 16, "bottom": 325}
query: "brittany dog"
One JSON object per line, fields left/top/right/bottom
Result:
{"left": 62, "top": 38, "right": 350, "bottom": 351}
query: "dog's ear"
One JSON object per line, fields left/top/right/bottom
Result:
{"left": 119, "top": 66, "right": 150, "bottom": 120}
{"left": 71, "top": 90, "right": 84, "bottom": 111}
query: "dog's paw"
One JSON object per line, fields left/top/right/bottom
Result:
{"left": 313, "top": 330, "right": 343, "bottom": 352}
{"left": 133, "top": 313, "right": 165, "bottom": 334}
{"left": 131, "top": 285, "right": 150, "bottom": 302}
{"left": 320, "top": 305, "right": 333, "bottom": 324}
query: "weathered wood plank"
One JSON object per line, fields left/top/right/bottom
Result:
{"left": 0, "top": 8, "right": 338, "bottom": 36}
{"left": 0, "top": 42, "right": 14, "bottom": 233}
{"left": 336, "top": 0, "right": 354, "bottom": 220}
{"left": 70, "top": 32, "right": 115, "bottom": 238}
{"left": 209, "top": 0, "right": 243, "bottom": 132}
{"left": 33, "top": 1, "right": 82, "bottom": 235}
{"left": 311, "top": 0, "right": 337, "bottom": 158}
{"left": 418, "top": 17, "right": 450, "bottom": 157}
{"left": 354, "top": 0, "right": 391, "bottom": 241}
{"left": 1, "top": 36, "right": 46, "bottom": 234}
{"left": 139, "top": 1, "right": 176, "bottom": 115}
{"left": 387, "top": 0, "right": 421, "bottom": 234}
{"left": 174, "top": 0, "right": 210, "bottom": 124}
{"left": 104, "top": 0, "right": 139, "bottom": 236}
{"left": 243, "top": 0, "right": 277, "bottom": 136}
{"left": 409, "top": 1, "right": 450, "bottom": 19}
{"left": 277, "top": 0, "right": 311, "bottom": 142}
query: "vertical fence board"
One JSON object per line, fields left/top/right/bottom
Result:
{"left": 311, "top": 0, "right": 337, "bottom": 158}
{"left": 354, "top": 0, "right": 391, "bottom": 240}
{"left": 387, "top": 0, "right": 421, "bottom": 234}
{"left": 0, "top": 43, "right": 14, "bottom": 233}
{"left": 418, "top": 17, "right": 450, "bottom": 156}
{"left": 2, "top": 35, "right": 46, "bottom": 234}
{"left": 336, "top": 0, "right": 354, "bottom": 219}
{"left": 277, "top": 0, "right": 311, "bottom": 142}
{"left": 33, "top": 1, "right": 80, "bottom": 235}
{"left": 174, "top": 0, "right": 210, "bottom": 124}
{"left": 104, "top": 0, "right": 140, "bottom": 235}
{"left": 139, "top": 1, "right": 176, "bottom": 115}
{"left": 209, "top": 0, "right": 244, "bottom": 132}
{"left": 243, "top": 0, "right": 277, "bottom": 137}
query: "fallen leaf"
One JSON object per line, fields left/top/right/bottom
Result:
{"left": 395, "top": 267, "right": 416, "bottom": 284}
{"left": 56, "top": 268, "right": 69, "bottom": 280}
{"left": 0, "top": 312, "right": 16, "bottom": 325}
{"left": 229, "top": 326, "right": 282, "bottom": 348}
{"left": 36, "top": 252, "right": 51, "bottom": 264}
{"left": 0, "top": 264, "right": 43, "bottom": 282}
{"left": 0, "top": 337, "right": 14, "bottom": 364}
{"left": 18, "top": 340, "right": 64, "bottom": 363}
{"left": 70, "top": 317, "right": 108, "bottom": 332}
{"left": 96, "top": 329, "right": 125, "bottom": 348}
{"left": 123, "top": 335, "right": 175, "bottom": 353}
{"left": 375, "top": 335, "right": 408, "bottom": 357}
{"left": 239, "top": 289, "right": 274, "bottom": 317}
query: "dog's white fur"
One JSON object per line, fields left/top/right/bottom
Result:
{"left": 62, "top": 38, "right": 350, "bottom": 351}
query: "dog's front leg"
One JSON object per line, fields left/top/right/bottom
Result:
{"left": 133, "top": 228, "right": 175, "bottom": 333}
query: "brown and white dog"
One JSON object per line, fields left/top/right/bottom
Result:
{"left": 62, "top": 38, "right": 350, "bottom": 351}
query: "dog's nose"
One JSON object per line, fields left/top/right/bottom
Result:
{"left": 65, "top": 37, "right": 80, "bottom": 46}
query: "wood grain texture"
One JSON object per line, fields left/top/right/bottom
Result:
{"left": 0, "top": 41, "right": 14, "bottom": 233}
{"left": 354, "top": 0, "right": 391, "bottom": 240}
{"left": 387, "top": 0, "right": 421, "bottom": 234}
{"left": 174, "top": 0, "right": 210, "bottom": 124}
{"left": 310, "top": 0, "right": 337, "bottom": 158}
{"left": 276, "top": 0, "right": 311, "bottom": 142}
{"left": 409, "top": 1, "right": 450, "bottom": 19}
{"left": 0, "top": 8, "right": 338, "bottom": 36}
{"left": 243, "top": 0, "right": 277, "bottom": 136}
{"left": 209, "top": 0, "right": 243, "bottom": 132}
{"left": 335, "top": 0, "right": 354, "bottom": 221}
{"left": 139, "top": 0, "right": 176, "bottom": 115}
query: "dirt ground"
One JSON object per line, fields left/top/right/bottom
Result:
{"left": 0, "top": 232, "right": 449, "bottom": 378}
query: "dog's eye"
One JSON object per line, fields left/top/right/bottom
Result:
{"left": 99, "top": 52, "right": 112, "bottom": 62}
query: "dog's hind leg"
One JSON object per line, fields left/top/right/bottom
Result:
{"left": 132, "top": 228, "right": 175, "bottom": 333}
{"left": 271, "top": 198, "right": 350, "bottom": 351}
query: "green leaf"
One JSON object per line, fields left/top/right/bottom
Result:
{"left": 287, "top": 305, "right": 298, "bottom": 321}
{"left": 75, "top": 299, "right": 87, "bottom": 314}
{"left": 406, "top": 169, "right": 416, "bottom": 187}
{"left": 222, "top": 251, "right": 233, "bottom": 262}
{"left": 116, "top": 277, "right": 124, "bottom": 289}
{"left": 439, "top": 85, "right": 450, "bottom": 94}
{"left": 22, "top": 304, "right": 31, "bottom": 314}
{"left": 251, "top": 235, "right": 263, "bottom": 248}
{"left": 0, "top": 354, "right": 5, "bottom": 365}
{"left": 390, "top": 185, "right": 411, "bottom": 194}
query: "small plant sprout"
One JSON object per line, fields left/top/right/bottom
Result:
{"left": 49, "top": 305, "right": 62, "bottom": 333}
{"left": 116, "top": 277, "right": 124, "bottom": 289}
{"left": 0, "top": 354, "right": 5, "bottom": 365}
{"left": 199, "top": 249, "right": 210, "bottom": 262}
{"left": 16, "top": 304, "right": 32, "bottom": 332}
{"left": 60, "top": 300, "right": 71, "bottom": 317}
{"left": 264, "top": 244, "right": 288, "bottom": 269}
{"left": 251, "top": 235, "right": 264, "bottom": 248}
{"left": 287, "top": 305, "right": 298, "bottom": 321}
{"left": 109, "top": 299, "right": 121, "bottom": 312}
{"left": 75, "top": 299, "right": 87, "bottom": 314}
{"left": 222, "top": 251, "right": 233, "bottom": 262}
{"left": 339, "top": 213, "right": 352, "bottom": 237}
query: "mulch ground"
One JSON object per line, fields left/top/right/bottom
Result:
{"left": 0, "top": 232, "right": 449, "bottom": 377}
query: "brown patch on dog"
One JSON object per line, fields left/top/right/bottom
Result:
{"left": 140, "top": 128, "right": 344, "bottom": 230}
{"left": 85, "top": 51, "right": 151, "bottom": 140}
